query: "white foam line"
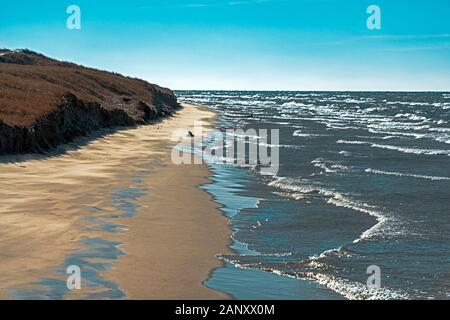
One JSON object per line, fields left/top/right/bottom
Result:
{"left": 327, "top": 196, "right": 387, "bottom": 244}
{"left": 221, "top": 255, "right": 409, "bottom": 300}
{"left": 300, "top": 272, "right": 409, "bottom": 300}
{"left": 337, "top": 140, "right": 450, "bottom": 156}
{"left": 365, "top": 168, "right": 450, "bottom": 181}
{"left": 268, "top": 176, "right": 391, "bottom": 243}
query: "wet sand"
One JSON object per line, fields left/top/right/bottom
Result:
{"left": 0, "top": 104, "right": 230, "bottom": 299}
{"left": 107, "top": 157, "right": 231, "bottom": 299}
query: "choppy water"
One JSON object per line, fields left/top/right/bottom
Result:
{"left": 177, "top": 91, "right": 450, "bottom": 300}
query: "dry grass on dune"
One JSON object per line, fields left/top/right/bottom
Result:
{"left": 0, "top": 49, "right": 177, "bottom": 127}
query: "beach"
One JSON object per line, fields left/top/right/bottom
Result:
{"left": 2, "top": 91, "right": 448, "bottom": 300}
{"left": 0, "top": 104, "right": 231, "bottom": 299}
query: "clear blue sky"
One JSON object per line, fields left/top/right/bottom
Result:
{"left": 1, "top": 0, "right": 449, "bottom": 90}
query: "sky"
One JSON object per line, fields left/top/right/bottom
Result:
{"left": 0, "top": 0, "right": 449, "bottom": 91}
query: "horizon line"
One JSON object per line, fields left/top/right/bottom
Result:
{"left": 173, "top": 89, "right": 450, "bottom": 93}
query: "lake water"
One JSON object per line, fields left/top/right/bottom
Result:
{"left": 177, "top": 91, "right": 450, "bottom": 300}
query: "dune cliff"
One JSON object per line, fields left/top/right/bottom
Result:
{"left": 0, "top": 49, "right": 180, "bottom": 154}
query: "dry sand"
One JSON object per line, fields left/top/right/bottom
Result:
{"left": 0, "top": 104, "right": 231, "bottom": 299}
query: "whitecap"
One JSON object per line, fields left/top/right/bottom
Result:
{"left": 337, "top": 140, "right": 450, "bottom": 156}
{"left": 365, "top": 168, "right": 450, "bottom": 181}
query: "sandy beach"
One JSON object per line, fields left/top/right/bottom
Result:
{"left": 0, "top": 104, "right": 231, "bottom": 299}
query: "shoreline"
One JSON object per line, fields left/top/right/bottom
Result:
{"left": 0, "top": 103, "right": 232, "bottom": 299}
{"left": 105, "top": 104, "right": 233, "bottom": 299}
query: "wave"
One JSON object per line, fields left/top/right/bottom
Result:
{"left": 296, "top": 270, "right": 409, "bottom": 300}
{"left": 367, "top": 129, "right": 426, "bottom": 139}
{"left": 429, "top": 127, "right": 450, "bottom": 133}
{"left": 394, "top": 113, "right": 428, "bottom": 121}
{"left": 280, "top": 101, "right": 314, "bottom": 108}
{"left": 386, "top": 101, "right": 431, "bottom": 106}
{"left": 337, "top": 140, "right": 367, "bottom": 145}
{"left": 311, "top": 158, "right": 350, "bottom": 173}
{"left": 220, "top": 254, "right": 409, "bottom": 300}
{"left": 300, "top": 246, "right": 410, "bottom": 299}
{"left": 293, "top": 130, "right": 327, "bottom": 138}
{"left": 365, "top": 168, "right": 450, "bottom": 181}
{"left": 268, "top": 177, "right": 396, "bottom": 243}
{"left": 366, "top": 128, "right": 450, "bottom": 145}
{"left": 337, "top": 140, "right": 450, "bottom": 156}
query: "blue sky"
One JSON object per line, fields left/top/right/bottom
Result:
{"left": 0, "top": 0, "right": 449, "bottom": 90}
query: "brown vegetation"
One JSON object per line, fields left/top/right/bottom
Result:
{"left": 0, "top": 49, "right": 180, "bottom": 154}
